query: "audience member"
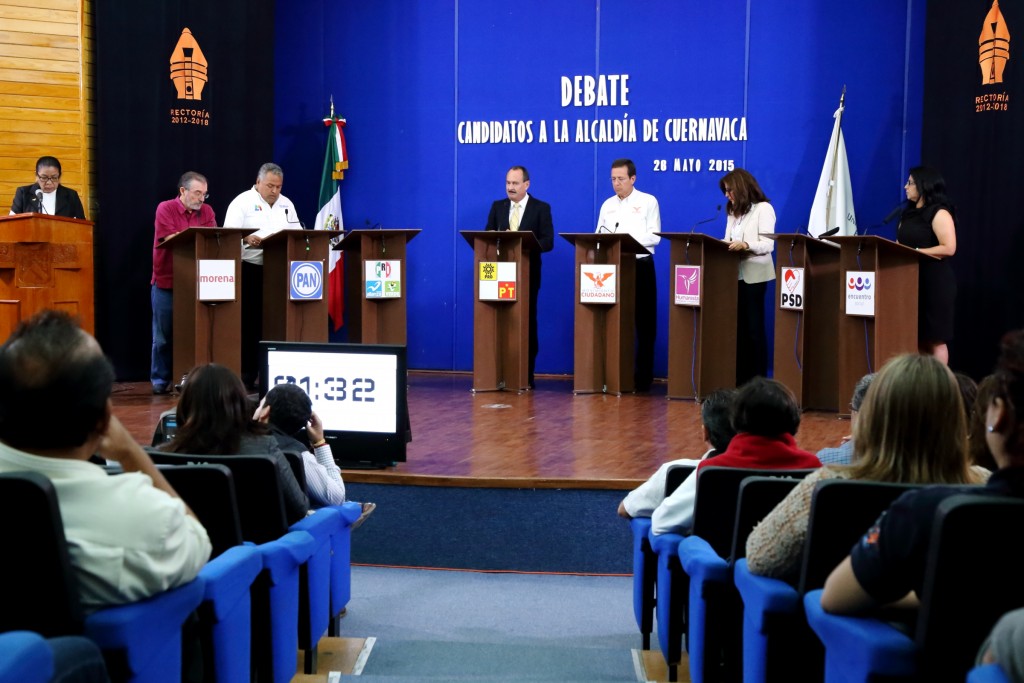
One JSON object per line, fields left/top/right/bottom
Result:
{"left": 979, "top": 607, "right": 1024, "bottom": 683}
{"left": 159, "top": 363, "right": 309, "bottom": 524}
{"left": 0, "top": 310, "right": 211, "bottom": 611}
{"left": 618, "top": 389, "right": 736, "bottom": 519}
{"left": 650, "top": 378, "right": 821, "bottom": 535}
{"left": 816, "top": 373, "right": 875, "bottom": 466}
{"left": 746, "top": 354, "right": 987, "bottom": 582}
{"left": 255, "top": 383, "right": 376, "bottom": 525}
{"left": 821, "top": 329, "right": 1024, "bottom": 614}
{"left": 970, "top": 375, "right": 1000, "bottom": 472}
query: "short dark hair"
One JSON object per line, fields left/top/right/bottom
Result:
{"left": 178, "top": 171, "right": 207, "bottom": 191}
{"left": 611, "top": 158, "right": 636, "bottom": 178}
{"left": 851, "top": 373, "right": 876, "bottom": 412}
{"left": 701, "top": 389, "right": 737, "bottom": 452}
{"left": 0, "top": 310, "right": 114, "bottom": 449}
{"left": 731, "top": 377, "right": 801, "bottom": 437}
{"left": 35, "top": 156, "right": 62, "bottom": 175}
{"left": 992, "top": 329, "right": 1024, "bottom": 458}
{"left": 265, "top": 383, "right": 312, "bottom": 436}
{"left": 508, "top": 165, "right": 530, "bottom": 182}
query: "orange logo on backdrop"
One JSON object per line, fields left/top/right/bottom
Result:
{"left": 170, "top": 28, "right": 208, "bottom": 100}
{"left": 979, "top": 1, "right": 1011, "bottom": 85}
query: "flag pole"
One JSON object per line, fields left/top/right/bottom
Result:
{"left": 824, "top": 86, "right": 846, "bottom": 230}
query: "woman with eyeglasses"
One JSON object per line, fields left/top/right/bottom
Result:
{"left": 897, "top": 166, "right": 957, "bottom": 365}
{"left": 8, "top": 156, "right": 86, "bottom": 219}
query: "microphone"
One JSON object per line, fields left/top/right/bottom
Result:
{"left": 597, "top": 224, "right": 613, "bottom": 234}
{"left": 689, "top": 205, "right": 722, "bottom": 234}
{"left": 859, "top": 203, "right": 905, "bottom": 236}
{"left": 819, "top": 227, "right": 841, "bottom": 238}
{"left": 284, "top": 207, "right": 306, "bottom": 229}
{"left": 34, "top": 189, "right": 47, "bottom": 214}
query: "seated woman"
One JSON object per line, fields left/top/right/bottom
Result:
{"left": 745, "top": 354, "right": 988, "bottom": 582}
{"left": 159, "top": 363, "right": 309, "bottom": 524}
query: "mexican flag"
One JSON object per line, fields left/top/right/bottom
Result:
{"left": 315, "top": 115, "right": 348, "bottom": 331}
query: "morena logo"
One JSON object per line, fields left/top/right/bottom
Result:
{"left": 291, "top": 263, "right": 322, "bottom": 298}
{"left": 199, "top": 274, "right": 234, "bottom": 283}
{"left": 847, "top": 276, "right": 872, "bottom": 291}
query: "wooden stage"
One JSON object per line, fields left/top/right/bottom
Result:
{"left": 113, "top": 371, "right": 849, "bottom": 490}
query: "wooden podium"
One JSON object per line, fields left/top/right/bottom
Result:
{"left": 769, "top": 233, "right": 841, "bottom": 411}
{"left": 0, "top": 213, "right": 94, "bottom": 340}
{"left": 461, "top": 230, "right": 538, "bottom": 392}
{"left": 158, "top": 227, "right": 248, "bottom": 383}
{"left": 261, "top": 229, "right": 342, "bottom": 343}
{"left": 561, "top": 232, "right": 647, "bottom": 395}
{"left": 829, "top": 234, "right": 930, "bottom": 412}
{"left": 337, "top": 228, "right": 421, "bottom": 344}
{"left": 658, "top": 232, "right": 741, "bottom": 400}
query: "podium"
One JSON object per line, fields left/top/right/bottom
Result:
{"left": 561, "top": 232, "right": 647, "bottom": 395}
{"left": 658, "top": 233, "right": 741, "bottom": 400}
{"left": 261, "top": 229, "right": 342, "bottom": 343}
{"left": 0, "top": 213, "right": 94, "bottom": 340}
{"left": 337, "top": 229, "right": 421, "bottom": 344}
{"left": 460, "top": 230, "right": 538, "bottom": 392}
{"left": 159, "top": 227, "right": 248, "bottom": 383}
{"left": 769, "top": 234, "right": 841, "bottom": 411}
{"left": 828, "top": 235, "right": 929, "bottom": 412}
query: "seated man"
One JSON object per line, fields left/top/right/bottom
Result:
{"left": 0, "top": 310, "right": 211, "bottom": 611}
{"left": 651, "top": 377, "right": 821, "bottom": 536}
{"left": 816, "top": 373, "right": 875, "bottom": 466}
{"left": 618, "top": 389, "right": 736, "bottom": 519}
{"left": 255, "top": 383, "right": 376, "bottom": 526}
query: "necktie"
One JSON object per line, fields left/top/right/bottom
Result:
{"left": 510, "top": 203, "right": 520, "bottom": 232}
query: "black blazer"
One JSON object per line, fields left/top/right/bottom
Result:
{"left": 9, "top": 184, "right": 87, "bottom": 219}
{"left": 484, "top": 196, "right": 555, "bottom": 258}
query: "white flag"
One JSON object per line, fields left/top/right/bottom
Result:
{"left": 808, "top": 105, "right": 857, "bottom": 238}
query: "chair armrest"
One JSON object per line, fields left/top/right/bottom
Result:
{"left": 679, "top": 535, "right": 730, "bottom": 585}
{"left": 649, "top": 530, "right": 685, "bottom": 556}
{"left": 968, "top": 663, "right": 1013, "bottom": 683}
{"left": 291, "top": 507, "right": 342, "bottom": 544}
{"left": 199, "top": 545, "right": 263, "bottom": 621}
{"left": 328, "top": 501, "right": 362, "bottom": 526}
{"left": 734, "top": 559, "right": 801, "bottom": 630}
{"left": 803, "top": 589, "right": 917, "bottom": 679}
{"left": 0, "top": 632, "right": 53, "bottom": 683}
{"left": 257, "top": 531, "right": 316, "bottom": 583}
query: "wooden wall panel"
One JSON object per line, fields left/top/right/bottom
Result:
{"left": 0, "top": 0, "right": 92, "bottom": 218}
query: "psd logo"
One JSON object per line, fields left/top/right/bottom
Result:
{"left": 290, "top": 261, "right": 323, "bottom": 300}
{"left": 780, "top": 267, "right": 804, "bottom": 310}
{"left": 674, "top": 265, "right": 701, "bottom": 306}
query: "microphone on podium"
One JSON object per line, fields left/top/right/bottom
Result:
{"left": 859, "top": 203, "right": 906, "bottom": 237}
{"left": 689, "top": 205, "right": 722, "bottom": 235}
{"left": 284, "top": 207, "right": 307, "bottom": 229}
{"left": 34, "top": 189, "right": 47, "bottom": 214}
{"left": 819, "top": 227, "right": 841, "bottom": 238}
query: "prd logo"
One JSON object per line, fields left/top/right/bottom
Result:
{"left": 291, "top": 262, "right": 323, "bottom": 299}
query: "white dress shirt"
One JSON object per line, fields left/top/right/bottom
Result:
{"left": 596, "top": 188, "right": 662, "bottom": 256}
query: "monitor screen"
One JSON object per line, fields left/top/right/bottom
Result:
{"left": 259, "top": 341, "right": 408, "bottom": 465}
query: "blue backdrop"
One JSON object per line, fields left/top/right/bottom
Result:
{"left": 273, "top": 0, "right": 924, "bottom": 377}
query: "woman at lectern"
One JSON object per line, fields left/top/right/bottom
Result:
{"left": 896, "top": 166, "right": 957, "bottom": 365}
{"left": 720, "top": 168, "right": 776, "bottom": 386}
{"left": 8, "top": 155, "right": 87, "bottom": 219}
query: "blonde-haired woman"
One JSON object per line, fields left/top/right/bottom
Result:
{"left": 745, "top": 353, "right": 988, "bottom": 582}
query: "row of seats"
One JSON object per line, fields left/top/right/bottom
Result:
{"left": 0, "top": 451, "right": 361, "bottom": 683}
{"left": 630, "top": 465, "right": 1024, "bottom": 683}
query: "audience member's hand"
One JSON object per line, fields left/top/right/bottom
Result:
{"left": 840, "top": 434, "right": 852, "bottom": 445}
{"left": 617, "top": 500, "right": 632, "bottom": 519}
{"left": 97, "top": 414, "right": 147, "bottom": 467}
{"left": 307, "top": 411, "right": 325, "bottom": 444}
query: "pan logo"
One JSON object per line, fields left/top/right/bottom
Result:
{"left": 290, "top": 261, "right": 323, "bottom": 300}
{"left": 979, "top": 1, "right": 1011, "bottom": 85}
{"left": 170, "top": 28, "right": 208, "bottom": 100}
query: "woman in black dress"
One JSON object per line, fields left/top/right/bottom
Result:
{"left": 896, "top": 166, "right": 957, "bottom": 364}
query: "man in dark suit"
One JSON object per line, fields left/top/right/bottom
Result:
{"left": 484, "top": 166, "right": 554, "bottom": 389}
{"left": 8, "top": 156, "right": 86, "bottom": 219}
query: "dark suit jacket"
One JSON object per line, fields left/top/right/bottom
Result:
{"left": 484, "top": 195, "right": 555, "bottom": 258}
{"left": 10, "top": 184, "right": 87, "bottom": 219}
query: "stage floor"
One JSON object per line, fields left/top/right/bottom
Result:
{"left": 114, "top": 371, "right": 849, "bottom": 490}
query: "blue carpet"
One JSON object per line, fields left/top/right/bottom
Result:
{"left": 342, "top": 566, "right": 639, "bottom": 682}
{"left": 345, "top": 483, "right": 633, "bottom": 574}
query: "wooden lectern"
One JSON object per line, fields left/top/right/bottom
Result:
{"left": 261, "top": 229, "right": 342, "bottom": 343}
{"left": 561, "top": 232, "right": 647, "bottom": 395}
{"left": 337, "top": 229, "right": 421, "bottom": 344}
{"left": 657, "top": 232, "right": 741, "bottom": 400}
{"left": 828, "top": 234, "right": 930, "bottom": 413}
{"left": 460, "top": 230, "right": 538, "bottom": 392}
{"left": 0, "top": 213, "right": 94, "bottom": 340}
{"left": 769, "top": 233, "right": 841, "bottom": 411}
{"left": 158, "top": 227, "right": 249, "bottom": 383}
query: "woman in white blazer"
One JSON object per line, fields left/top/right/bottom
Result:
{"left": 720, "top": 169, "right": 776, "bottom": 386}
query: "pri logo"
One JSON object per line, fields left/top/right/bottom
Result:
{"left": 980, "top": 1, "right": 1011, "bottom": 85}
{"left": 848, "top": 275, "right": 872, "bottom": 291}
{"left": 784, "top": 268, "right": 801, "bottom": 293}
{"left": 374, "top": 261, "right": 392, "bottom": 278}
{"left": 169, "top": 28, "right": 208, "bottom": 100}
{"left": 583, "top": 271, "right": 614, "bottom": 287}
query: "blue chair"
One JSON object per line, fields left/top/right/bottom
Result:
{"left": 968, "top": 664, "right": 1013, "bottom": 683}
{"left": 733, "top": 479, "right": 919, "bottom": 683}
{"left": 0, "top": 471, "right": 205, "bottom": 683}
{"left": 805, "top": 494, "right": 1024, "bottom": 683}
{"left": 631, "top": 463, "right": 695, "bottom": 650}
{"left": 0, "top": 632, "right": 53, "bottom": 683}
{"left": 327, "top": 502, "right": 363, "bottom": 637}
{"left": 678, "top": 475, "right": 804, "bottom": 683}
{"left": 291, "top": 506, "right": 342, "bottom": 673}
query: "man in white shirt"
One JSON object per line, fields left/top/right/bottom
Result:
{"left": 223, "top": 163, "right": 299, "bottom": 387}
{"left": 0, "top": 310, "right": 211, "bottom": 611}
{"left": 596, "top": 159, "right": 662, "bottom": 391}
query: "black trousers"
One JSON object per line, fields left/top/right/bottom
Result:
{"left": 634, "top": 256, "right": 656, "bottom": 390}
{"left": 736, "top": 279, "right": 768, "bottom": 387}
{"left": 528, "top": 254, "right": 542, "bottom": 386}
{"left": 241, "top": 260, "right": 263, "bottom": 386}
